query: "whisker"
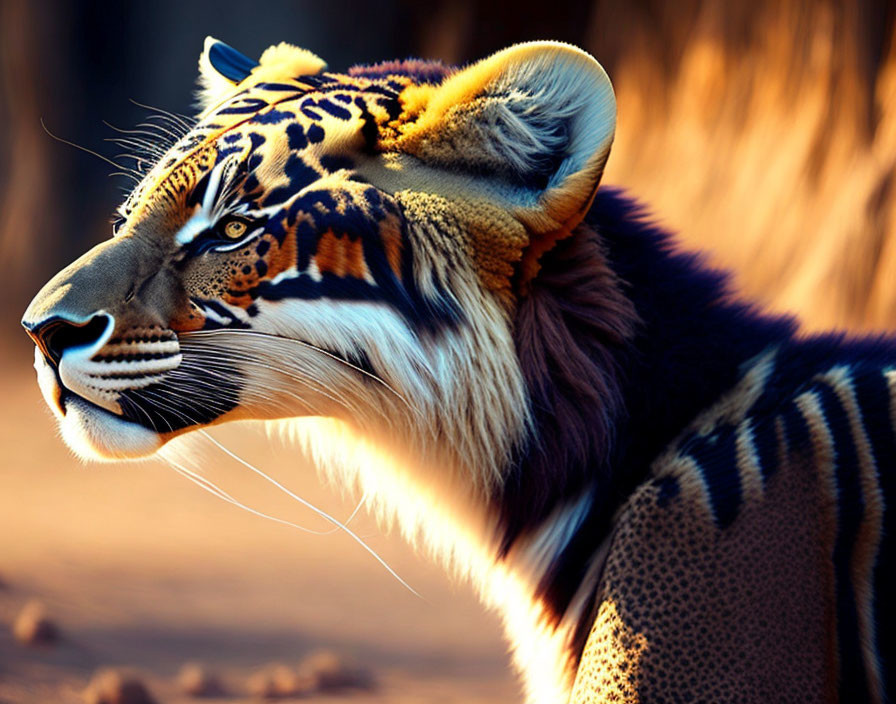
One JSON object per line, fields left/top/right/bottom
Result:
{"left": 135, "top": 120, "right": 186, "bottom": 142}
{"left": 198, "top": 430, "right": 422, "bottom": 598}
{"left": 175, "top": 347, "right": 369, "bottom": 408}
{"left": 137, "top": 388, "right": 231, "bottom": 428}
{"left": 172, "top": 425, "right": 368, "bottom": 536}
{"left": 130, "top": 98, "right": 196, "bottom": 134}
{"left": 108, "top": 171, "right": 142, "bottom": 184}
{"left": 182, "top": 330, "right": 417, "bottom": 418}
{"left": 166, "top": 362, "right": 333, "bottom": 417}
{"left": 126, "top": 391, "right": 178, "bottom": 434}
{"left": 177, "top": 352, "right": 367, "bottom": 419}
{"left": 113, "top": 154, "right": 157, "bottom": 175}
{"left": 41, "top": 119, "right": 139, "bottom": 175}
{"left": 105, "top": 137, "right": 168, "bottom": 160}
{"left": 103, "top": 119, "right": 181, "bottom": 150}
{"left": 163, "top": 455, "right": 338, "bottom": 535}
{"left": 122, "top": 394, "right": 165, "bottom": 432}
{"left": 129, "top": 98, "right": 195, "bottom": 129}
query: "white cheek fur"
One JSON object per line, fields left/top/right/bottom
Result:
{"left": 235, "top": 286, "right": 576, "bottom": 704}
{"left": 244, "top": 289, "right": 530, "bottom": 492}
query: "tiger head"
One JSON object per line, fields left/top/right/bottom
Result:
{"left": 22, "top": 39, "right": 618, "bottom": 495}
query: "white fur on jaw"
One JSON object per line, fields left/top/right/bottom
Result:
{"left": 229, "top": 282, "right": 578, "bottom": 702}
{"left": 171, "top": 250, "right": 577, "bottom": 700}
{"left": 239, "top": 274, "right": 529, "bottom": 495}
{"left": 60, "top": 397, "right": 163, "bottom": 460}
{"left": 283, "top": 419, "right": 580, "bottom": 704}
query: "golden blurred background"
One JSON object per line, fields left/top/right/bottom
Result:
{"left": 0, "top": 1, "right": 894, "bottom": 702}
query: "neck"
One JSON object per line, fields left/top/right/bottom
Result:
{"left": 495, "top": 188, "right": 798, "bottom": 657}
{"left": 293, "top": 189, "right": 798, "bottom": 704}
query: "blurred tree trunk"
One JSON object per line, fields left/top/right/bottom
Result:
{"left": 0, "top": 0, "right": 54, "bottom": 321}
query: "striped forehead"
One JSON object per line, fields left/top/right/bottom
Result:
{"left": 112, "top": 68, "right": 461, "bottom": 334}
{"left": 121, "top": 72, "right": 409, "bottom": 231}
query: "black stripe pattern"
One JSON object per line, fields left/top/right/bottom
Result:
{"left": 654, "top": 353, "right": 892, "bottom": 702}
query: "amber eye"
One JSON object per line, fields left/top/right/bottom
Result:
{"left": 222, "top": 218, "right": 248, "bottom": 239}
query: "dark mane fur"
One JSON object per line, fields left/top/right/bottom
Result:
{"left": 500, "top": 187, "right": 801, "bottom": 631}
{"left": 499, "top": 220, "right": 638, "bottom": 551}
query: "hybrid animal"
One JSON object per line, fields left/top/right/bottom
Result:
{"left": 23, "top": 38, "right": 894, "bottom": 702}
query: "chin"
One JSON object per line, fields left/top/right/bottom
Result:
{"left": 34, "top": 348, "right": 165, "bottom": 461}
{"left": 58, "top": 395, "right": 165, "bottom": 461}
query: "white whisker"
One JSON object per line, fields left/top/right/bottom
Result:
{"left": 162, "top": 455, "right": 337, "bottom": 535}
{"left": 198, "top": 430, "right": 422, "bottom": 598}
{"left": 182, "top": 329, "right": 416, "bottom": 417}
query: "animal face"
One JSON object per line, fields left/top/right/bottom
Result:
{"left": 22, "top": 38, "right": 616, "bottom": 472}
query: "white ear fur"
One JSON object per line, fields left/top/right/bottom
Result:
{"left": 196, "top": 36, "right": 242, "bottom": 113}
{"left": 195, "top": 37, "right": 327, "bottom": 116}
{"left": 402, "top": 42, "right": 616, "bottom": 228}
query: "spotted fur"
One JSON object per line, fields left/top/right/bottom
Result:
{"left": 22, "top": 38, "right": 895, "bottom": 703}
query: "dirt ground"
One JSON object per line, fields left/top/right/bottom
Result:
{"left": 0, "top": 342, "right": 520, "bottom": 703}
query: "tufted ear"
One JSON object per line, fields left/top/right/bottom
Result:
{"left": 196, "top": 37, "right": 326, "bottom": 115}
{"left": 396, "top": 42, "right": 616, "bottom": 269}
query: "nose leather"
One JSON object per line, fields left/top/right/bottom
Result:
{"left": 23, "top": 313, "right": 113, "bottom": 367}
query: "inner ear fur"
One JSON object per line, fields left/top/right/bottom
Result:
{"left": 396, "top": 41, "right": 616, "bottom": 234}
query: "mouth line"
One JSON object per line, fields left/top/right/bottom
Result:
{"left": 46, "top": 349, "right": 238, "bottom": 434}
{"left": 60, "top": 387, "right": 126, "bottom": 422}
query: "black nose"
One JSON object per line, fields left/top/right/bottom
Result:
{"left": 22, "top": 313, "right": 112, "bottom": 366}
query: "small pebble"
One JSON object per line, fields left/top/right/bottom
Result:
{"left": 247, "top": 663, "right": 314, "bottom": 699}
{"left": 299, "top": 650, "right": 376, "bottom": 693}
{"left": 177, "top": 662, "right": 226, "bottom": 698}
{"left": 12, "top": 599, "right": 59, "bottom": 646}
{"left": 83, "top": 668, "right": 157, "bottom": 704}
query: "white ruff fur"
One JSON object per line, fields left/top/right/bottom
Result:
{"left": 222, "top": 281, "right": 580, "bottom": 702}
{"left": 277, "top": 418, "right": 581, "bottom": 704}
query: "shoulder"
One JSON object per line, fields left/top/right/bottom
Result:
{"left": 642, "top": 340, "right": 896, "bottom": 529}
